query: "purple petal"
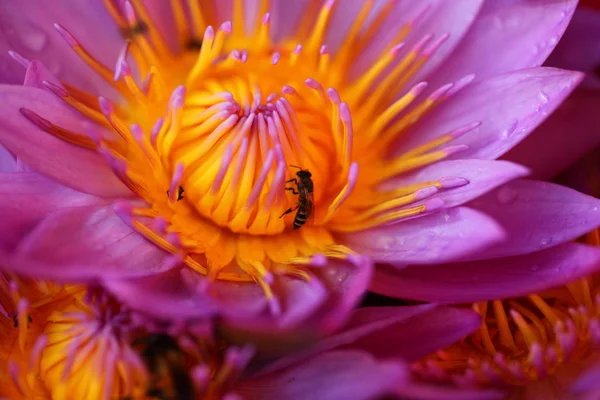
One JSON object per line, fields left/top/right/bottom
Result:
{"left": 339, "top": 306, "right": 481, "bottom": 362}
{"left": 339, "top": 207, "right": 505, "bottom": 265}
{"left": 382, "top": 159, "right": 530, "bottom": 209}
{"left": 572, "top": 361, "right": 600, "bottom": 393}
{"left": 257, "top": 304, "right": 436, "bottom": 376}
{"left": 467, "top": 179, "right": 600, "bottom": 259}
{"left": 349, "top": 0, "right": 483, "bottom": 86}
{"left": 399, "top": 382, "right": 505, "bottom": 400}
{"left": 0, "top": 172, "right": 102, "bottom": 251}
{"left": 503, "top": 87, "right": 600, "bottom": 180}
{"left": 429, "top": 0, "right": 577, "bottom": 86}
{"left": 396, "top": 67, "right": 584, "bottom": 161}
{"left": 0, "top": 85, "right": 131, "bottom": 197}
{"left": 0, "top": 145, "right": 16, "bottom": 172}
{"left": 371, "top": 243, "right": 600, "bottom": 303}
{"left": 221, "top": 257, "right": 373, "bottom": 356}
{"left": 235, "top": 350, "right": 407, "bottom": 400}
{"left": 23, "top": 60, "right": 62, "bottom": 89}
{"left": 546, "top": 7, "right": 600, "bottom": 89}
{"left": 8, "top": 204, "right": 175, "bottom": 281}
{"left": 0, "top": 0, "right": 121, "bottom": 94}
{"left": 102, "top": 269, "right": 217, "bottom": 319}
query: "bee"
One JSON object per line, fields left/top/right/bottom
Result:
{"left": 132, "top": 333, "right": 195, "bottom": 400}
{"left": 279, "top": 165, "right": 314, "bottom": 230}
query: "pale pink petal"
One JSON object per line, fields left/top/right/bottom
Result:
{"left": 0, "top": 0, "right": 121, "bottom": 94}
{"left": 7, "top": 204, "right": 175, "bottom": 281}
{"left": 429, "top": 0, "right": 577, "bottom": 86}
{"left": 0, "top": 172, "right": 103, "bottom": 251}
{"left": 395, "top": 68, "right": 584, "bottom": 161}
{"left": 467, "top": 180, "right": 600, "bottom": 259}
{"left": 339, "top": 207, "right": 505, "bottom": 265}
{"left": 0, "top": 85, "right": 131, "bottom": 197}
{"left": 382, "top": 159, "right": 530, "bottom": 209}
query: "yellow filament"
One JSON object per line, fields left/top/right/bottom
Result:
{"left": 492, "top": 300, "right": 518, "bottom": 350}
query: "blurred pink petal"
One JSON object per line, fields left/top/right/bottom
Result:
{"left": 371, "top": 243, "right": 600, "bottom": 303}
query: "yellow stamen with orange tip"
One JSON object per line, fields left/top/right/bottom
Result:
{"left": 24, "top": 1, "right": 480, "bottom": 299}
{"left": 0, "top": 276, "right": 147, "bottom": 400}
{"left": 413, "top": 229, "right": 600, "bottom": 392}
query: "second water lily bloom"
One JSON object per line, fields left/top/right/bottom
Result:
{"left": 0, "top": 273, "right": 486, "bottom": 400}
{"left": 0, "top": 0, "right": 598, "bottom": 325}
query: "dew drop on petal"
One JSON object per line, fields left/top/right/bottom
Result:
{"left": 19, "top": 24, "right": 48, "bottom": 52}
{"left": 530, "top": 265, "right": 540, "bottom": 272}
{"left": 538, "top": 90, "right": 549, "bottom": 104}
{"left": 539, "top": 237, "right": 553, "bottom": 248}
{"left": 500, "top": 120, "right": 518, "bottom": 139}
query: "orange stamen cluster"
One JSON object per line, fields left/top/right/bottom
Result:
{"left": 413, "top": 230, "right": 600, "bottom": 391}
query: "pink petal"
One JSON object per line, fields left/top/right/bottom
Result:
{"left": 467, "top": 179, "right": 600, "bottom": 259}
{"left": 8, "top": 204, "right": 175, "bottom": 281}
{"left": 0, "top": 0, "right": 121, "bottom": 94}
{"left": 102, "top": 269, "right": 218, "bottom": 319}
{"left": 0, "top": 85, "right": 131, "bottom": 197}
{"left": 396, "top": 67, "right": 584, "bottom": 161}
{"left": 235, "top": 350, "right": 407, "bottom": 400}
{"left": 340, "top": 306, "right": 481, "bottom": 362}
{"left": 429, "top": 0, "right": 577, "bottom": 86}
{"left": 221, "top": 257, "right": 374, "bottom": 355}
{"left": 0, "top": 145, "right": 16, "bottom": 172}
{"left": 503, "top": 88, "right": 600, "bottom": 180}
{"left": 399, "top": 382, "right": 505, "bottom": 400}
{"left": 382, "top": 159, "right": 530, "bottom": 209}
{"left": 257, "top": 304, "right": 436, "bottom": 376}
{"left": 0, "top": 172, "right": 102, "bottom": 251}
{"left": 339, "top": 207, "right": 505, "bottom": 265}
{"left": 371, "top": 243, "right": 600, "bottom": 303}
{"left": 23, "top": 60, "right": 62, "bottom": 89}
{"left": 349, "top": 0, "right": 483, "bottom": 86}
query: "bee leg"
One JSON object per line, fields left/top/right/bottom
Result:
{"left": 285, "top": 187, "right": 299, "bottom": 195}
{"left": 279, "top": 205, "right": 298, "bottom": 218}
{"left": 286, "top": 178, "right": 298, "bottom": 184}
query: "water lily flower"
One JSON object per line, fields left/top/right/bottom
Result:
{"left": 410, "top": 225, "right": 600, "bottom": 400}
{"left": 0, "top": 275, "right": 485, "bottom": 400}
{"left": 0, "top": 0, "right": 597, "bottom": 327}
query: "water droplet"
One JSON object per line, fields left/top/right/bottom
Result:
{"left": 538, "top": 90, "right": 550, "bottom": 104}
{"left": 497, "top": 187, "right": 518, "bottom": 204}
{"left": 549, "top": 36, "right": 558, "bottom": 46}
{"left": 539, "top": 237, "right": 553, "bottom": 248}
{"left": 378, "top": 236, "right": 395, "bottom": 250}
{"left": 443, "top": 214, "right": 450, "bottom": 222}
{"left": 22, "top": 30, "right": 47, "bottom": 52}
{"left": 500, "top": 120, "right": 518, "bottom": 139}
{"left": 531, "top": 265, "right": 540, "bottom": 272}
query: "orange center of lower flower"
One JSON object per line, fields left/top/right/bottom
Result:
{"left": 24, "top": 0, "right": 477, "bottom": 292}
{"left": 414, "top": 231, "right": 600, "bottom": 393}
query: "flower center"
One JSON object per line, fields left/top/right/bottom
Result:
{"left": 413, "top": 231, "right": 600, "bottom": 391}
{"left": 22, "top": 0, "right": 477, "bottom": 289}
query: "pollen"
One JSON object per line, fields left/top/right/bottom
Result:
{"left": 413, "top": 230, "right": 600, "bottom": 394}
{"left": 25, "top": 1, "right": 476, "bottom": 293}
